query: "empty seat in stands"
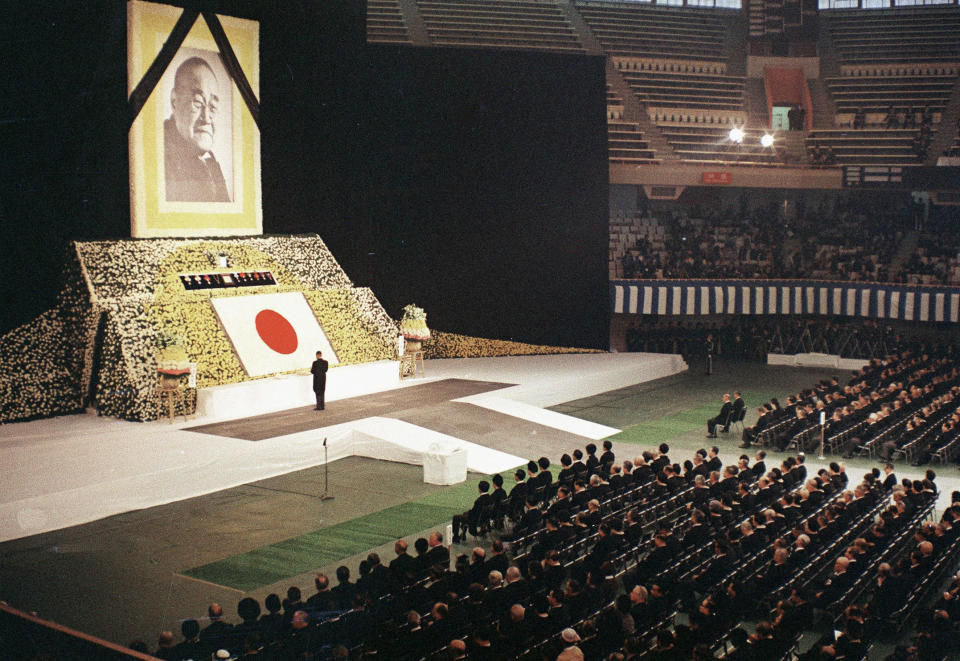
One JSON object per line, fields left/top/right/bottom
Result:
{"left": 575, "top": 2, "right": 734, "bottom": 61}
{"left": 822, "top": 6, "right": 960, "bottom": 65}
{"left": 608, "top": 121, "right": 658, "bottom": 164}
{"left": 806, "top": 129, "right": 924, "bottom": 166}
{"left": 367, "top": 0, "right": 411, "bottom": 44}
{"left": 417, "top": 0, "right": 583, "bottom": 53}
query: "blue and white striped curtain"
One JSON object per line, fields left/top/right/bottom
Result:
{"left": 610, "top": 280, "right": 960, "bottom": 323}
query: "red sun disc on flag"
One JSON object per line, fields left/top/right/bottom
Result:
{"left": 255, "top": 309, "right": 299, "bottom": 354}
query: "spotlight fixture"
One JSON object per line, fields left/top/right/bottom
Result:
{"left": 728, "top": 127, "right": 744, "bottom": 143}
{"left": 760, "top": 133, "right": 774, "bottom": 148}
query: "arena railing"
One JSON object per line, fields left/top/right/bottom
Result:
{"left": 0, "top": 603, "right": 156, "bottom": 661}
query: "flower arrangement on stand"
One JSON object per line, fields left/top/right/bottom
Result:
{"left": 155, "top": 331, "right": 191, "bottom": 392}
{"left": 399, "top": 304, "right": 431, "bottom": 353}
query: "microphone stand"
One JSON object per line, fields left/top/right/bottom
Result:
{"left": 322, "top": 437, "right": 335, "bottom": 501}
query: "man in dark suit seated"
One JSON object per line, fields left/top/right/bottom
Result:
{"left": 306, "top": 573, "right": 335, "bottom": 615}
{"left": 759, "top": 548, "right": 793, "bottom": 594}
{"left": 691, "top": 541, "right": 733, "bottom": 593}
{"left": 509, "top": 495, "right": 543, "bottom": 540}
{"left": 723, "top": 392, "right": 745, "bottom": 433}
{"left": 741, "top": 404, "right": 774, "bottom": 448}
{"left": 198, "top": 602, "right": 234, "bottom": 655}
{"left": 389, "top": 539, "right": 418, "bottom": 587}
{"left": 813, "top": 557, "right": 855, "bottom": 608}
{"left": 557, "top": 454, "right": 576, "bottom": 484}
{"left": 545, "top": 485, "right": 572, "bottom": 520}
{"left": 425, "top": 531, "right": 450, "bottom": 570}
{"left": 707, "top": 394, "right": 733, "bottom": 438}
{"left": 585, "top": 522, "right": 620, "bottom": 576}
{"left": 681, "top": 509, "right": 711, "bottom": 551}
{"left": 706, "top": 445, "right": 723, "bottom": 473}
{"left": 452, "top": 479, "right": 492, "bottom": 542}
{"left": 506, "top": 468, "right": 528, "bottom": 520}
{"left": 534, "top": 457, "right": 553, "bottom": 491}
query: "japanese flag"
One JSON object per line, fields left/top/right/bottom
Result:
{"left": 210, "top": 292, "right": 338, "bottom": 377}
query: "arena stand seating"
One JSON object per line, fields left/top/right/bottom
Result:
{"left": 606, "top": 83, "right": 623, "bottom": 121}
{"left": 367, "top": 2, "right": 960, "bottom": 170}
{"left": 900, "top": 209, "right": 960, "bottom": 287}
{"left": 821, "top": 7, "right": 960, "bottom": 66}
{"left": 415, "top": 0, "right": 583, "bottom": 52}
{"left": 811, "top": 7, "right": 960, "bottom": 166}
{"left": 607, "top": 122, "right": 658, "bottom": 165}
{"left": 132, "top": 434, "right": 958, "bottom": 660}
{"left": 367, "top": 0, "right": 412, "bottom": 45}
{"left": 805, "top": 128, "right": 929, "bottom": 166}
{"left": 610, "top": 193, "right": 912, "bottom": 282}
{"left": 657, "top": 126, "right": 782, "bottom": 166}
{"left": 576, "top": 2, "right": 755, "bottom": 163}
{"left": 574, "top": 3, "right": 730, "bottom": 61}
{"left": 825, "top": 71, "right": 955, "bottom": 129}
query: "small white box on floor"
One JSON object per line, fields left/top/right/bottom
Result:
{"left": 423, "top": 444, "right": 467, "bottom": 485}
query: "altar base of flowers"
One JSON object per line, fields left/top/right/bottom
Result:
{"left": 0, "top": 235, "right": 397, "bottom": 423}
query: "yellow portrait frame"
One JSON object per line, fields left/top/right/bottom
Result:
{"left": 128, "top": 0, "right": 261, "bottom": 237}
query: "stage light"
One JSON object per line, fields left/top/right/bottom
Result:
{"left": 761, "top": 133, "right": 774, "bottom": 148}
{"left": 728, "top": 127, "right": 744, "bottom": 143}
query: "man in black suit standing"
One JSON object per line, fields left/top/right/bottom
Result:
{"left": 311, "top": 351, "right": 329, "bottom": 410}
{"left": 707, "top": 394, "right": 732, "bottom": 438}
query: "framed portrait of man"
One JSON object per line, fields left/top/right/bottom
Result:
{"left": 162, "top": 48, "right": 235, "bottom": 204}
{"left": 128, "top": 1, "right": 261, "bottom": 237}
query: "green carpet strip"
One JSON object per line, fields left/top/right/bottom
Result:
{"left": 180, "top": 475, "right": 506, "bottom": 592}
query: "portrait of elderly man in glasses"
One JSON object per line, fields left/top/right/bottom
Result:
{"left": 164, "top": 56, "right": 231, "bottom": 203}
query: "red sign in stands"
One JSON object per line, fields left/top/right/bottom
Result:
{"left": 702, "top": 172, "right": 732, "bottom": 185}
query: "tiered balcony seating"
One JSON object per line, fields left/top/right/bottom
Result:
{"left": 607, "top": 84, "right": 624, "bottom": 120}
{"left": 658, "top": 126, "right": 780, "bottom": 165}
{"left": 826, "top": 74, "right": 955, "bottom": 126}
{"left": 609, "top": 213, "right": 665, "bottom": 279}
{"left": 620, "top": 68, "right": 744, "bottom": 112}
{"left": 367, "top": 0, "right": 411, "bottom": 44}
{"left": 607, "top": 121, "right": 657, "bottom": 164}
{"left": 805, "top": 129, "right": 923, "bottom": 166}
{"left": 416, "top": 0, "right": 583, "bottom": 52}
{"left": 613, "top": 59, "right": 746, "bottom": 127}
{"left": 946, "top": 133, "right": 960, "bottom": 159}
{"left": 575, "top": 3, "right": 731, "bottom": 61}
{"left": 902, "top": 230, "right": 960, "bottom": 286}
{"left": 823, "top": 7, "right": 960, "bottom": 65}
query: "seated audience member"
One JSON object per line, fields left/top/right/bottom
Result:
{"left": 707, "top": 394, "right": 733, "bottom": 438}
{"left": 306, "top": 573, "right": 334, "bottom": 614}
{"left": 389, "top": 538, "right": 418, "bottom": 587}
{"left": 600, "top": 440, "right": 616, "bottom": 467}
{"left": 172, "top": 619, "right": 202, "bottom": 661}
{"left": 452, "top": 479, "right": 492, "bottom": 542}
{"left": 723, "top": 392, "right": 745, "bottom": 432}
{"left": 425, "top": 530, "right": 450, "bottom": 570}
{"left": 199, "top": 602, "right": 234, "bottom": 655}
{"left": 153, "top": 630, "right": 176, "bottom": 661}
